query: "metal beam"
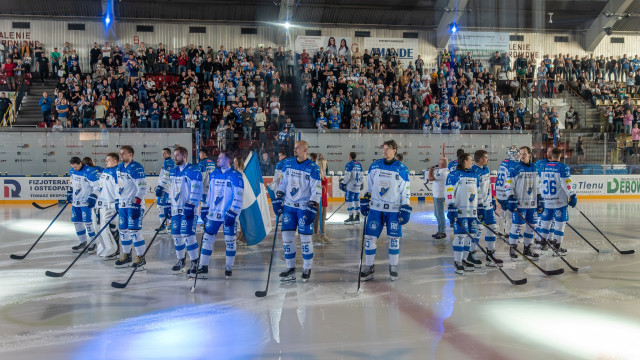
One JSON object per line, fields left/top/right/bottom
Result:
{"left": 435, "top": 0, "right": 469, "bottom": 49}
{"left": 583, "top": 0, "right": 634, "bottom": 52}
{"left": 278, "top": 0, "right": 296, "bottom": 22}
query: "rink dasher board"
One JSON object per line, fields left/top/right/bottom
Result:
{"left": 3, "top": 175, "right": 640, "bottom": 203}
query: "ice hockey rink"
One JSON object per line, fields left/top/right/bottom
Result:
{"left": 1, "top": 200, "right": 639, "bottom": 360}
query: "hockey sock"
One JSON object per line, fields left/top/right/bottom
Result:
{"left": 364, "top": 235, "right": 377, "bottom": 266}
{"left": 388, "top": 237, "right": 400, "bottom": 266}
{"left": 469, "top": 236, "right": 478, "bottom": 252}
{"left": 200, "top": 232, "right": 215, "bottom": 266}
{"left": 185, "top": 235, "right": 199, "bottom": 260}
{"left": 130, "top": 230, "right": 145, "bottom": 255}
{"left": 224, "top": 235, "right": 236, "bottom": 268}
{"left": 552, "top": 221, "right": 566, "bottom": 245}
{"left": 523, "top": 226, "right": 534, "bottom": 247}
{"left": 74, "top": 222, "right": 87, "bottom": 243}
{"left": 300, "top": 234, "right": 313, "bottom": 269}
{"left": 485, "top": 223, "right": 497, "bottom": 251}
{"left": 173, "top": 235, "right": 186, "bottom": 259}
{"left": 509, "top": 223, "right": 524, "bottom": 246}
{"left": 462, "top": 233, "right": 471, "bottom": 259}
{"left": 85, "top": 222, "right": 96, "bottom": 240}
{"left": 539, "top": 220, "right": 552, "bottom": 243}
{"left": 535, "top": 216, "right": 544, "bottom": 241}
{"left": 453, "top": 235, "right": 464, "bottom": 262}
{"left": 158, "top": 205, "right": 166, "bottom": 223}
{"left": 120, "top": 229, "right": 131, "bottom": 254}
{"left": 282, "top": 231, "right": 296, "bottom": 269}
{"left": 351, "top": 201, "right": 360, "bottom": 214}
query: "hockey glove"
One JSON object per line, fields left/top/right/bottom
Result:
{"left": 184, "top": 203, "right": 196, "bottom": 220}
{"left": 131, "top": 197, "right": 143, "bottom": 219}
{"left": 66, "top": 190, "right": 73, "bottom": 203}
{"left": 398, "top": 205, "right": 412, "bottom": 225}
{"left": 155, "top": 186, "right": 165, "bottom": 198}
{"left": 477, "top": 206, "right": 486, "bottom": 222}
{"left": 302, "top": 201, "right": 318, "bottom": 226}
{"left": 507, "top": 196, "right": 518, "bottom": 212}
{"left": 201, "top": 194, "right": 207, "bottom": 204}
{"left": 536, "top": 195, "right": 545, "bottom": 214}
{"left": 272, "top": 191, "right": 284, "bottom": 215}
{"left": 224, "top": 210, "right": 238, "bottom": 227}
{"left": 339, "top": 182, "right": 347, "bottom": 192}
{"left": 447, "top": 205, "right": 458, "bottom": 224}
{"left": 568, "top": 194, "right": 577, "bottom": 208}
{"left": 86, "top": 194, "right": 98, "bottom": 209}
{"left": 200, "top": 207, "right": 209, "bottom": 222}
{"left": 491, "top": 198, "right": 497, "bottom": 211}
{"left": 360, "top": 193, "right": 371, "bottom": 217}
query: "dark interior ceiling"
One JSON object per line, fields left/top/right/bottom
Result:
{"left": 2, "top": 0, "right": 640, "bottom": 32}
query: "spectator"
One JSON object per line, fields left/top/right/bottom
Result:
{"left": 624, "top": 109, "right": 634, "bottom": 134}
{"left": 576, "top": 135, "right": 585, "bottom": 163}
{"left": 0, "top": 92, "right": 11, "bottom": 122}
{"left": 259, "top": 152, "right": 274, "bottom": 176}
{"left": 2, "top": 58, "right": 17, "bottom": 90}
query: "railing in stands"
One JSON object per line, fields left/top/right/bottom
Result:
{"left": 1, "top": 74, "right": 27, "bottom": 127}
{"left": 559, "top": 80, "right": 590, "bottom": 129}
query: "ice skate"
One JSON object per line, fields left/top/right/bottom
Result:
{"left": 301, "top": 269, "right": 311, "bottom": 283}
{"left": 466, "top": 251, "right": 482, "bottom": 268}
{"left": 115, "top": 252, "right": 132, "bottom": 268}
{"left": 172, "top": 257, "right": 186, "bottom": 274}
{"left": 360, "top": 264, "right": 374, "bottom": 281}
{"left": 389, "top": 265, "right": 398, "bottom": 281}
{"left": 279, "top": 267, "right": 296, "bottom": 281}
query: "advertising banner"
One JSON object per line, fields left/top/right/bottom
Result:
{"left": 448, "top": 31, "right": 510, "bottom": 60}
{"left": 294, "top": 36, "right": 352, "bottom": 60}
{"left": 363, "top": 37, "right": 420, "bottom": 62}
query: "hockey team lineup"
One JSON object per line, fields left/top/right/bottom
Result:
{"left": 9, "top": 139, "right": 635, "bottom": 296}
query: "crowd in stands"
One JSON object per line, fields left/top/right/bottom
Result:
{"left": 1, "top": 40, "right": 303, "bottom": 159}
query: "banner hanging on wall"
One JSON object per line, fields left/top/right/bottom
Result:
{"left": 294, "top": 36, "right": 352, "bottom": 60}
{"left": 363, "top": 37, "right": 419, "bottom": 62}
{"left": 447, "top": 31, "right": 510, "bottom": 60}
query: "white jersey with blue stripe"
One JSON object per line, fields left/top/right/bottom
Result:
{"left": 495, "top": 159, "right": 518, "bottom": 201}
{"left": 70, "top": 165, "right": 100, "bottom": 207}
{"left": 269, "top": 158, "right": 287, "bottom": 193}
{"left": 367, "top": 159, "right": 411, "bottom": 213}
{"left": 506, "top": 161, "right": 538, "bottom": 209}
{"left": 158, "top": 157, "right": 174, "bottom": 192}
{"left": 539, "top": 161, "right": 575, "bottom": 209}
{"left": 471, "top": 164, "right": 491, "bottom": 208}
{"left": 278, "top": 158, "right": 322, "bottom": 210}
{"left": 342, "top": 160, "right": 364, "bottom": 193}
{"left": 205, "top": 167, "right": 244, "bottom": 221}
{"left": 168, "top": 164, "right": 203, "bottom": 216}
{"left": 97, "top": 166, "right": 118, "bottom": 207}
{"left": 447, "top": 160, "right": 458, "bottom": 172}
{"left": 117, "top": 161, "right": 148, "bottom": 208}
{"left": 197, "top": 158, "right": 216, "bottom": 201}
{"left": 445, "top": 169, "right": 479, "bottom": 218}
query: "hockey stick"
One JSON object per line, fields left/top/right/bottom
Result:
{"left": 455, "top": 219, "right": 527, "bottom": 285}
{"left": 566, "top": 223, "right": 613, "bottom": 254}
{"left": 142, "top": 199, "right": 157, "bottom": 220}
{"left": 45, "top": 212, "right": 118, "bottom": 277}
{"left": 515, "top": 211, "right": 591, "bottom": 272}
{"left": 10, "top": 202, "right": 70, "bottom": 260}
{"left": 576, "top": 208, "right": 635, "bottom": 255}
{"left": 111, "top": 217, "right": 168, "bottom": 289}
{"left": 481, "top": 221, "right": 564, "bottom": 276}
{"left": 255, "top": 215, "right": 281, "bottom": 298}
{"left": 356, "top": 215, "right": 368, "bottom": 293}
{"left": 325, "top": 201, "right": 346, "bottom": 221}
{"left": 32, "top": 201, "right": 59, "bottom": 210}
{"left": 189, "top": 228, "right": 207, "bottom": 293}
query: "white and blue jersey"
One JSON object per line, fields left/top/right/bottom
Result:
{"left": 367, "top": 159, "right": 410, "bottom": 213}
{"left": 269, "top": 158, "right": 286, "bottom": 193}
{"left": 117, "top": 161, "right": 147, "bottom": 208}
{"left": 205, "top": 167, "right": 244, "bottom": 222}
{"left": 448, "top": 159, "right": 458, "bottom": 172}
{"left": 506, "top": 161, "right": 538, "bottom": 209}
{"left": 97, "top": 166, "right": 118, "bottom": 209}
{"left": 539, "top": 161, "right": 575, "bottom": 210}
{"left": 278, "top": 158, "right": 322, "bottom": 211}
{"left": 445, "top": 169, "right": 479, "bottom": 218}
{"left": 158, "top": 158, "right": 174, "bottom": 205}
{"left": 70, "top": 165, "right": 100, "bottom": 207}
{"left": 496, "top": 158, "right": 518, "bottom": 204}
{"left": 166, "top": 164, "right": 203, "bottom": 216}
{"left": 343, "top": 160, "right": 364, "bottom": 202}
{"left": 471, "top": 164, "right": 491, "bottom": 209}
{"left": 197, "top": 158, "right": 216, "bottom": 203}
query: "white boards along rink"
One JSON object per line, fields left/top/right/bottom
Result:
{"left": 299, "top": 130, "right": 533, "bottom": 172}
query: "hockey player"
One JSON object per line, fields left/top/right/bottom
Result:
{"left": 505, "top": 146, "right": 541, "bottom": 261}
{"left": 538, "top": 147, "right": 577, "bottom": 255}
{"left": 82, "top": 157, "right": 102, "bottom": 255}
{"left": 155, "top": 148, "right": 174, "bottom": 232}
{"left": 95, "top": 152, "right": 120, "bottom": 259}
{"left": 156, "top": 146, "right": 203, "bottom": 275}
{"left": 447, "top": 148, "right": 465, "bottom": 172}
{"left": 115, "top": 145, "right": 148, "bottom": 269}
{"left": 198, "top": 151, "right": 244, "bottom": 279}
{"left": 67, "top": 157, "right": 100, "bottom": 253}
{"left": 341, "top": 152, "right": 364, "bottom": 225}
{"left": 272, "top": 141, "right": 322, "bottom": 283}
{"left": 359, "top": 139, "right": 411, "bottom": 281}
{"left": 197, "top": 149, "right": 216, "bottom": 223}
{"left": 534, "top": 147, "right": 554, "bottom": 249}
{"left": 471, "top": 150, "right": 503, "bottom": 267}
{"left": 445, "top": 153, "right": 480, "bottom": 275}
{"left": 495, "top": 146, "right": 520, "bottom": 235}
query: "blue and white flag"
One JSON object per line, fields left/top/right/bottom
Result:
{"left": 239, "top": 151, "right": 273, "bottom": 245}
